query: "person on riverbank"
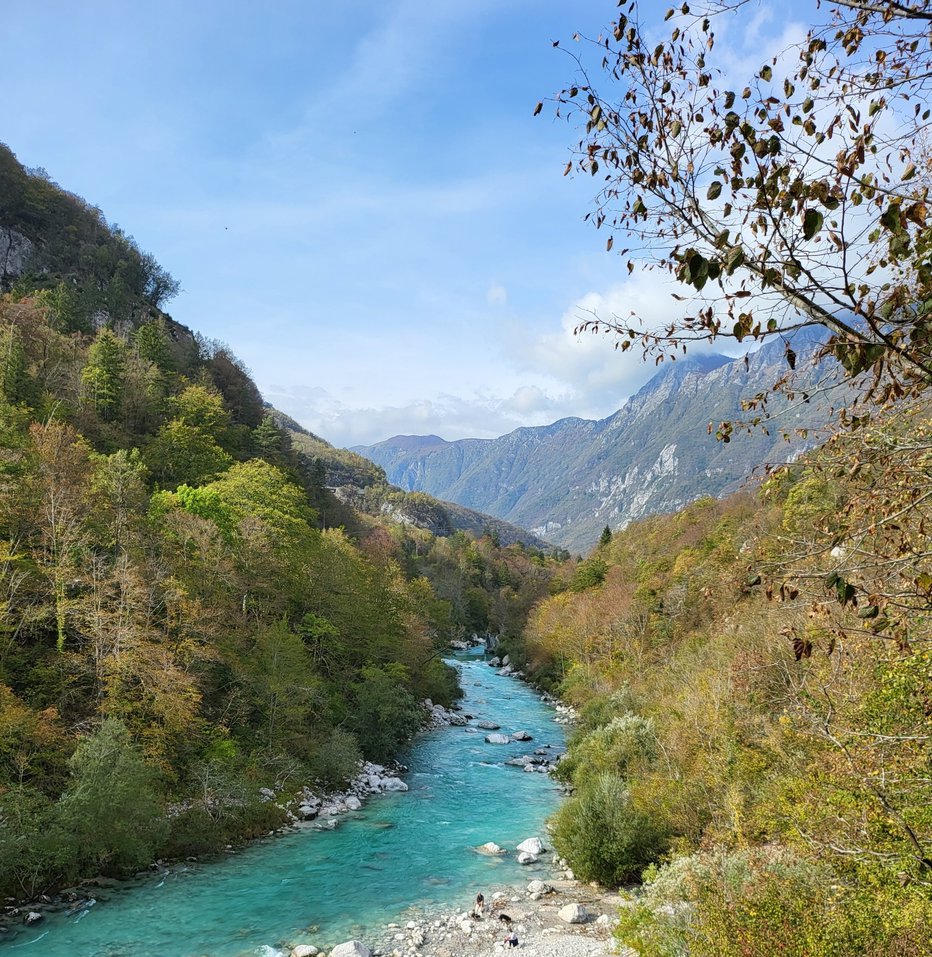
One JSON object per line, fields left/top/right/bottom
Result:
{"left": 473, "top": 892, "right": 485, "bottom": 918}
{"left": 505, "top": 929, "right": 519, "bottom": 948}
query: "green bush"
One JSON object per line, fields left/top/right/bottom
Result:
{"left": 550, "top": 772, "right": 668, "bottom": 885}
{"left": 555, "top": 712, "right": 656, "bottom": 786}
{"left": 307, "top": 729, "right": 362, "bottom": 789}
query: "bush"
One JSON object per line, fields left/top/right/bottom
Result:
{"left": 615, "top": 848, "right": 932, "bottom": 957}
{"left": 550, "top": 772, "right": 668, "bottom": 885}
{"left": 555, "top": 712, "right": 656, "bottom": 786}
{"left": 307, "top": 729, "right": 362, "bottom": 789}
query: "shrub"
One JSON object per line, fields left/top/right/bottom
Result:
{"left": 307, "top": 729, "right": 362, "bottom": 789}
{"left": 550, "top": 772, "right": 668, "bottom": 885}
{"left": 615, "top": 848, "right": 932, "bottom": 957}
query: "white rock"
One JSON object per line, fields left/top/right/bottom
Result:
{"left": 330, "top": 941, "right": 372, "bottom": 957}
{"left": 475, "top": 841, "right": 506, "bottom": 855}
{"left": 501, "top": 655, "right": 510, "bottom": 666}
{"left": 511, "top": 730, "right": 533, "bottom": 741}
{"left": 24, "top": 912, "right": 42, "bottom": 924}
{"left": 517, "top": 852, "right": 538, "bottom": 864}
{"left": 345, "top": 796, "right": 362, "bottom": 810}
{"left": 516, "top": 837, "right": 546, "bottom": 855}
{"left": 526, "top": 880, "right": 552, "bottom": 896}
{"left": 381, "top": 776, "right": 408, "bottom": 792}
{"left": 485, "top": 733, "right": 511, "bottom": 744}
{"left": 595, "top": 914, "right": 613, "bottom": 927}
{"left": 292, "top": 946, "right": 319, "bottom": 957}
{"left": 558, "top": 903, "right": 590, "bottom": 924}
{"left": 476, "top": 720, "right": 501, "bottom": 730}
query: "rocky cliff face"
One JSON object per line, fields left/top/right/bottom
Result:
{"left": 0, "top": 227, "right": 33, "bottom": 286}
{"left": 354, "top": 333, "right": 841, "bottom": 552}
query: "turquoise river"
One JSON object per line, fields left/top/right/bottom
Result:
{"left": 5, "top": 653, "right": 566, "bottom": 957}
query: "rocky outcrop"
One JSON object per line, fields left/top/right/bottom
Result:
{"left": 0, "top": 228, "right": 33, "bottom": 286}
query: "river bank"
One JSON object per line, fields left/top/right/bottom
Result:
{"left": 278, "top": 873, "right": 628, "bottom": 957}
{"left": 1, "top": 654, "right": 571, "bottom": 957}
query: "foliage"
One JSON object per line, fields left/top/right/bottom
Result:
{"left": 549, "top": 0, "right": 932, "bottom": 418}
{"left": 618, "top": 848, "right": 932, "bottom": 957}
{"left": 551, "top": 771, "right": 669, "bottom": 885}
{"left": 57, "top": 719, "right": 167, "bottom": 876}
{"left": 350, "top": 664, "right": 423, "bottom": 763}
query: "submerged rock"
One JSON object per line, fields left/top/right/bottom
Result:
{"left": 485, "top": 733, "right": 510, "bottom": 744}
{"left": 474, "top": 841, "right": 506, "bottom": 855}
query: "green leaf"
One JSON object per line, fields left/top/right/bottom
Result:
{"left": 803, "top": 209, "right": 824, "bottom": 240}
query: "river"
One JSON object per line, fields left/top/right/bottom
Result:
{"left": 6, "top": 653, "right": 566, "bottom": 956}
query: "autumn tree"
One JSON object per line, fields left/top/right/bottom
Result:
{"left": 549, "top": 0, "right": 932, "bottom": 424}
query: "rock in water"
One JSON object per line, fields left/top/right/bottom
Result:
{"left": 292, "top": 946, "right": 319, "bottom": 957}
{"left": 511, "top": 730, "right": 533, "bottom": 741}
{"left": 330, "top": 942, "right": 372, "bottom": 957}
{"left": 475, "top": 841, "right": 506, "bottom": 855}
{"left": 484, "top": 733, "right": 510, "bottom": 744}
{"left": 516, "top": 837, "right": 546, "bottom": 855}
{"left": 558, "top": 903, "right": 590, "bottom": 924}
{"left": 517, "top": 852, "right": 539, "bottom": 864}
{"left": 476, "top": 720, "right": 501, "bottom": 730}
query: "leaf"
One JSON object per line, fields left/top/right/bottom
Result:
{"left": 760, "top": 65, "right": 772, "bottom": 82}
{"left": 902, "top": 161, "right": 916, "bottom": 181}
{"left": 533, "top": 102, "right": 543, "bottom": 117}
{"left": 803, "top": 208, "right": 824, "bottom": 240}
{"left": 606, "top": 236, "right": 614, "bottom": 252}
{"left": 707, "top": 181, "right": 722, "bottom": 200}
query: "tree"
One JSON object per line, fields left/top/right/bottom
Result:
{"left": 57, "top": 718, "right": 166, "bottom": 875}
{"left": 549, "top": 1, "right": 932, "bottom": 423}
{"left": 599, "top": 525, "right": 613, "bottom": 548}
{"left": 81, "top": 329, "right": 126, "bottom": 420}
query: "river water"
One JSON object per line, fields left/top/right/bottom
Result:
{"left": 7, "top": 654, "right": 565, "bottom": 956}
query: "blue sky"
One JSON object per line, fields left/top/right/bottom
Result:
{"left": 3, "top": 1, "right": 810, "bottom": 446}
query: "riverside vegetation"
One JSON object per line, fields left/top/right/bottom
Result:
{"left": 0, "top": 143, "right": 562, "bottom": 904}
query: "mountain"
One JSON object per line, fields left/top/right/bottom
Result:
{"left": 354, "top": 334, "right": 841, "bottom": 552}
{"left": 270, "top": 409, "right": 553, "bottom": 550}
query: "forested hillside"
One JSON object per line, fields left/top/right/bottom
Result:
{"left": 505, "top": 410, "right": 931, "bottom": 953}
{"left": 0, "top": 146, "right": 561, "bottom": 901}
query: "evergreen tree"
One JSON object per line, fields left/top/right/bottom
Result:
{"left": 81, "top": 329, "right": 125, "bottom": 420}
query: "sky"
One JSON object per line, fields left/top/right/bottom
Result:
{"left": 3, "top": 0, "right": 811, "bottom": 447}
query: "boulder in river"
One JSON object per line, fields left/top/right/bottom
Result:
{"left": 488, "top": 656, "right": 501, "bottom": 667}
{"left": 330, "top": 941, "right": 372, "bottom": 957}
{"left": 475, "top": 841, "right": 506, "bottom": 855}
{"left": 517, "top": 852, "right": 539, "bottom": 864}
{"left": 291, "top": 946, "right": 319, "bottom": 957}
{"left": 516, "top": 836, "right": 546, "bottom": 855}
{"left": 484, "top": 733, "right": 510, "bottom": 744}
{"left": 344, "top": 796, "right": 362, "bottom": 811}
{"left": 511, "top": 730, "right": 533, "bottom": 741}
{"left": 476, "top": 720, "right": 501, "bottom": 730}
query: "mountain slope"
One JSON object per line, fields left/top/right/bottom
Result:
{"left": 271, "top": 409, "right": 553, "bottom": 549}
{"left": 355, "top": 335, "right": 841, "bottom": 552}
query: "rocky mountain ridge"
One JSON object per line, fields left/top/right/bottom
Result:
{"left": 354, "top": 332, "right": 841, "bottom": 551}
